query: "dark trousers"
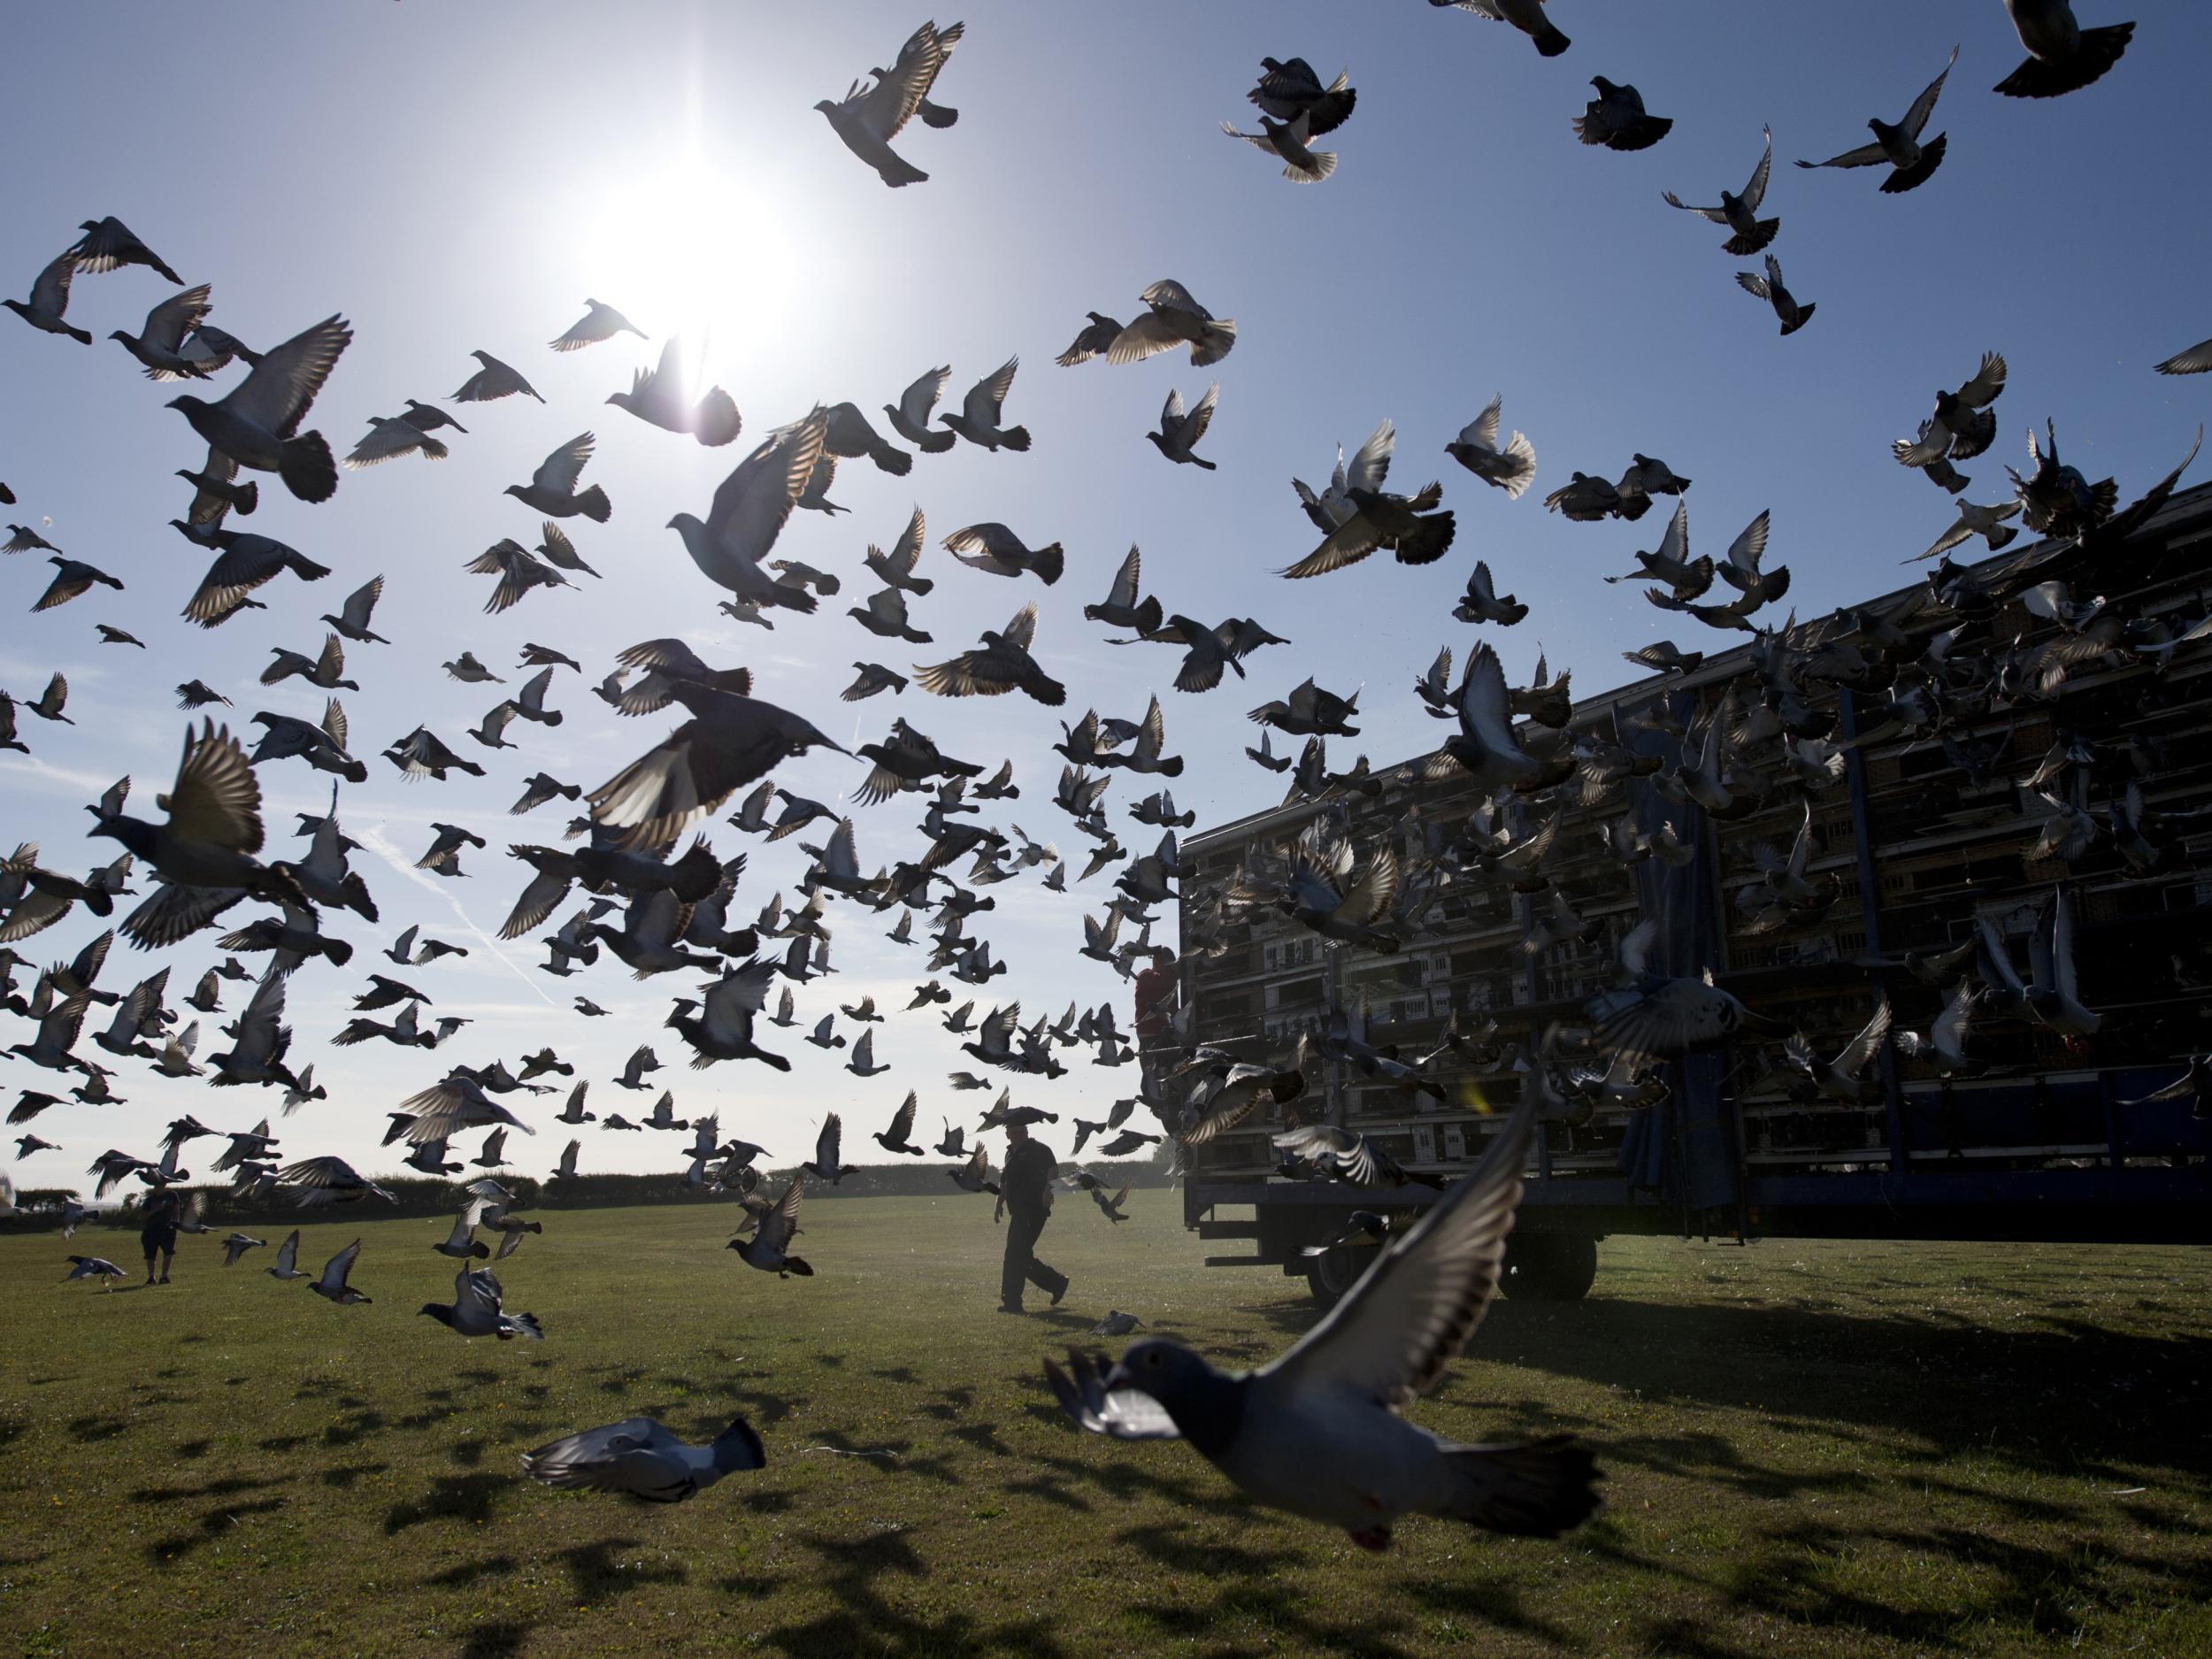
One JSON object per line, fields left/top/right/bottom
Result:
{"left": 1001, "top": 1206, "right": 1065, "bottom": 1309}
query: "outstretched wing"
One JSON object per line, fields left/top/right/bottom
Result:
{"left": 1260, "top": 1097, "right": 1534, "bottom": 1409}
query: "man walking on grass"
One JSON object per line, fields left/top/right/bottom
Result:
{"left": 139, "top": 1189, "right": 181, "bottom": 1286}
{"left": 995, "top": 1119, "right": 1067, "bottom": 1314}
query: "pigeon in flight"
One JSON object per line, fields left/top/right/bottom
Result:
{"left": 1248, "top": 58, "right": 1356, "bottom": 135}
{"left": 452, "top": 349, "right": 542, "bottom": 403}
{"left": 551, "top": 299, "right": 646, "bottom": 351}
{"left": 727, "top": 1177, "right": 810, "bottom": 1276}
{"left": 2155, "top": 337, "right": 2212, "bottom": 377}
{"left": 308, "top": 1238, "right": 373, "bottom": 1303}
{"left": 1148, "top": 385, "right": 1220, "bottom": 468}
{"left": 1994, "top": 2, "right": 2133, "bottom": 98}
{"left": 108, "top": 284, "right": 222, "bottom": 378}
{"left": 523, "top": 1415, "right": 764, "bottom": 1502}
{"left": 1795, "top": 45, "right": 1956, "bottom": 193}
{"left": 4, "top": 251, "right": 93, "bottom": 345}
{"left": 944, "top": 522, "right": 1063, "bottom": 584}
{"left": 344, "top": 414, "right": 449, "bottom": 469}
{"left": 507, "top": 433, "right": 611, "bottom": 522}
{"left": 1220, "top": 110, "right": 1337, "bottom": 184}
{"left": 1663, "top": 127, "right": 1778, "bottom": 255}
{"left": 606, "top": 335, "right": 741, "bottom": 446}
{"left": 816, "top": 19, "right": 962, "bottom": 187}
{"left": 1737, "top": 254, "right": 1816, "bottom": 335}
{"left": 166, "top": 315, "right": 351, "bottom": 503}
{"left": 1431, "top": 0, "right": 1570, "bottom": 58}
{"left": 916, "top": 605, "right": 1067, "bottom": 706}
{"left": 883, "top": 366, "right": 956, "bottom": 452}
{"left": 420, "top": 1267, "right": 544, "bottom": 1340}
{"left": 1573, "top": 78, "right": 1671, "bottom": 150}
{"left": 1108, "top": 280, "right": 1236, "bottom": 368}
{"left": 66, "top": 217, "right": 183, "bottom": 282}
{"left": 1444, "top": 396, "right": 1537, "bottom": 497}
{"left": 1056, "top": 313, "right": 1123, "bottom": 368}
{"left": 1048, "top": 1097, "right": 1596, "bottom": 1548}
{"left": 941, "top": 358, "right": 1032, "bottom": 452}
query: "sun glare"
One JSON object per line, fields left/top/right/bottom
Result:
{"left": 582, "top": 147, "right": 795, "bottom": 356}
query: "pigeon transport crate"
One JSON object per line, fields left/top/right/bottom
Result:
{"left": 1166, "top": 480, "right": 2212, "bottom": 1308}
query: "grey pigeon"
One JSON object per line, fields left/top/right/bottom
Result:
{"left": 1573, "top": 78, "right": 1670, "bottom": 150}
{"left": 523, "top": 1415, "right": 764, "bottom": 1502}
{"left": 166, "top": 315, "right": 350, "bottom": 503}
{"left": 1432, "top": 0, "right": 1570, "bottom": 58}
{"left": 452, "top": 349, "right": 543, "bottom": 403}
{"left": 551, "top": 299, "right": 645, "bottom": 351}
{"left": 1047, "top": 1096, "right": 1596, "bottom": 1548}
{"left": 1995, "top": 1, "right": 2132, "bottom": 98}
{"left": 1663, "top": 127, "right": 1777, "bottom": 255}
{"left": 1795, "top": 45, "right": 1955, "bottom": 193}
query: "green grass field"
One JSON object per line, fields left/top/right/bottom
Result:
{"left": 3, "top": 1194, "right": 2208, "bottom": 1658}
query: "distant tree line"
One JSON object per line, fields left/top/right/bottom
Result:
{"left": 0, "top": 1155, "right": 1173, "bottom": 1233}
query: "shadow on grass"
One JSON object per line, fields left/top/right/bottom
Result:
{"left": 759, "top": 1525, "right": 1066, "bottom": 1658}
{"left": 457, "top": 1618, "right": 535, "bottom": 1659}
{"left": 385, "top": 1471, "right": 514, "bottom": 1534}
{"left": 145, "top": 1494, "right": 288, "bottom": 1565}
{"left": 557, "top": 1535, "right": 688, "bottom": 1601}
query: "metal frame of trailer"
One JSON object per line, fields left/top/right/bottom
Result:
{"left": 1166, "top": 481, "right": 2212, "bottom": 1307}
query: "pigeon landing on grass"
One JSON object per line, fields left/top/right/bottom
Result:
{"left": 1048, "top": 1097, "right": 1597, "bottom": 1549}
{"left": 523, "top": 1415, "right": 764, "bottom": 1502}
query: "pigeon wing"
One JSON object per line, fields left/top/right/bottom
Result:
{"left": 219, "top": 315, "right": 350, "bottom": 440}
{"left": 1261, "top": 1097, "right": 1532, "bottom": 1409}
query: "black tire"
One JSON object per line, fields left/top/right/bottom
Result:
{"left": 1499, "top": 1233, "right": 1599, "bottom": 1302}
{"left": 1306, "top": 1246, "right": 1360, "bottom": 1310}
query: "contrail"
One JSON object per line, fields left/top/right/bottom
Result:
{"left": 354, "top": 821, "right": 563, "bottom": 1010}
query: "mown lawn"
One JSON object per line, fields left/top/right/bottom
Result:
{"left": 2, "top": 1194, "right": 2207, "bottom": 1658}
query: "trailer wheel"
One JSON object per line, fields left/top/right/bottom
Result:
{"left": 1306, "top": 1247, "right": 1360, "bottom": 1310}
{"left": 1499, "top": 1233, "right": 1598, "bottom": 1302}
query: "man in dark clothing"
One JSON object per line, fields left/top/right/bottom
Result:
{"left": 139, "top": 1190, "right": 181, "bottom": 1286}
{"left": 995, "top": 1121, "right": 1068, "bottom": 1313}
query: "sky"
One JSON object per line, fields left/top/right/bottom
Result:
{"left": 3, "top": 1, "right": 2207, "bottom": 1192}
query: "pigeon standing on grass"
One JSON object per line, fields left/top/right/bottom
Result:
{"left": 1048, "top": 1097, "right": 1597, "bottom": 1549}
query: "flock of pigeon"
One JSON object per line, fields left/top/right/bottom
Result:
{"left": 3, "top": 0, "right": 2208, "bottom": 1552}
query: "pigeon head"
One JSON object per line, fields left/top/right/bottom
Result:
{"left": 1109, "top": 1340, "right": 1243, "bottom": 1450}
{"left": 165, "top": 395, "right": 211, "bottom": 418}
{"left": 502, "top": 485, "right": 529, "bottom": 503}
{"left": 107, "top": 330, "right": 135, "bottom": 346}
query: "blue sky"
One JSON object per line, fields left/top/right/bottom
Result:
{"left": 3, "top": 0, "right": 2206, "bottom": 1188}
